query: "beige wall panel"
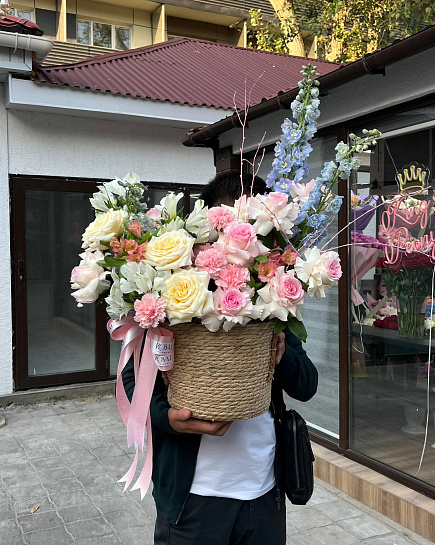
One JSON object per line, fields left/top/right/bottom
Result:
{"left": 67, "top": 0, "right": 77, "bottom": 13}
{"left": 133, "top": 9, "right": 151, "bottom": 27}
{"left": 35, "top": 0, "right": 56, "bottom": 10}
{"left": 77, "top": 0, "right": 133, "bottom": 25}
{"left": 132, "top": 25, "right": 152, "bottom": 48}
{"left": 13, "top": 0, "right": 35, "bottom": 9}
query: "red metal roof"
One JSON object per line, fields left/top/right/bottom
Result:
{"left": 33, "top": 38, "right": 339, "bottom": 110}
{"left": 0, "top": 14, "right": 43, "bottom": 36}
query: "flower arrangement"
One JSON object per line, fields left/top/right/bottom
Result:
{"left": 69, "top": 65, "right": 382, "bottom": 498}
{"left": 350, "top": 191, "right": 379, "bottom": 232}
{"left": 71, "top": 66, "right": 381, "bottom": 342}
{"left": 377, "top": 254, "right": 434, "bottom": 336}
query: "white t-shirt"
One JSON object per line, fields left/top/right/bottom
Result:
{"left": 190, "top": 410, "right": 276, "bottom": 500}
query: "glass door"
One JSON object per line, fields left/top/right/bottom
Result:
{"left": 12, "top": 177, "right": 108, "bottom": 389}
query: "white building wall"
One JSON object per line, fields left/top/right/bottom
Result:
{"left": 0, "top": 106, "right": 215, "bottom": 395}
{"left": 0, "top": 88, "right": 13, "bottom": 395}
{"left": 7, "top": 110, "right": 215, "bottom": 184}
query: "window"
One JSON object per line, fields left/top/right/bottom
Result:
{"left": 77, "top": 20, "right": 131, "bottom": 50}
{"left": 9, "top": 8, "right": 33, "bottom": 21}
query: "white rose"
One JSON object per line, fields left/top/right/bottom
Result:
{"left": 295, "top": 247, "right": 337, "bottom": 300}
{"left": 145, "top": 229, "right": 194, "bottom": 270}
{"left": 162, "top": 269, "right": 213, "bottom": 325}
{"left": 71, "top": 249, "right": 110, "bottom": 306}
{"left": 82, "top": 209, "right": 128, "bottom": 250}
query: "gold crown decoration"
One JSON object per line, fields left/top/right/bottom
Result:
{"left": 396, "top": 161, "right": 430, "bottom": 196}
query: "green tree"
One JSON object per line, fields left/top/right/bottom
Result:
{"left": 249, "top": 1, "right": 435, "bottom": 62}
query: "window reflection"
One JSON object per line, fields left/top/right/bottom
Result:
{"left": 350, "top": 126, "right": 435, "bottom": 485}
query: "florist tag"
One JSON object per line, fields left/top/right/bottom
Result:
{"left": 150, "top": 334, "right": 175, "bottom": 371}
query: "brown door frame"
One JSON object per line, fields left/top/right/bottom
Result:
{"left": 10, "top": 175, "right": 109, "bottom": 389}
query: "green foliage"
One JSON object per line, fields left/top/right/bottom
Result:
{"left": 273, "top": 317, "right": 308, "bottom": 341}
{"left": 249, "top": 1, "right": 435, "bottom": 62}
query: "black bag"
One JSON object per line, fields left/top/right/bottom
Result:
{"left": 272, "top": 391, "right": 315, "bottom": 505}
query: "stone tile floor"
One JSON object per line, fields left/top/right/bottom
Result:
{"left": 0, "top": 396, "right": 432, "bottom": 545}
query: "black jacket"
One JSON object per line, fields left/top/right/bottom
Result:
{"left": 122, "top": 329, "right": 317, "bottom": 525}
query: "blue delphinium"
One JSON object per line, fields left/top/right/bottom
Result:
{"left": 265, "top": 63, "right": 381, "bottom": 250}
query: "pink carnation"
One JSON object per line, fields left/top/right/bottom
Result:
{"left": 207, "top": 207, "right": 235, "bottom": 230}
{"left": 215, "top": 264, "right": 250, "bottom": 289}
{"left": 195, "top": 248, "right": 228, "bottom": 278}
{"left": 134, "top": 294, "right": 166, "bottom": 329}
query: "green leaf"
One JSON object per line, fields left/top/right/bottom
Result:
{"left": 256, "top": 255, "right": 269, "bottom": 263}
{"left": 286, "top": 317, "right": 307, "bottom": 343}
{"left": 274, "top": 319, "right": 288, "bottom": 334}
{"left": 103, "top": 257, "right": 126, "bottom": 267}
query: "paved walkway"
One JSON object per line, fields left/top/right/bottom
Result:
{"left": 0, "top": 396, "right": 432, "bottom": 545}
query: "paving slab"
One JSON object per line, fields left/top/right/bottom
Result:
{"left": 0, "top": 396, "right": 433, "bottom": 545}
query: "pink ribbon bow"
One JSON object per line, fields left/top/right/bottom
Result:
{"left": 108, "top": 316, "right": 174, "bottom": 499}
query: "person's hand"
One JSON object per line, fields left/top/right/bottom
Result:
{"left": 168, "top": 408, "right": 232, "bottom": 436}
{"left": 276, "top": 332, "right": 286, "bottom": 365}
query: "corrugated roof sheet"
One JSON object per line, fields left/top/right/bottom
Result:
{"left": 33, "top": 38, "right": 339, "bottom": 110}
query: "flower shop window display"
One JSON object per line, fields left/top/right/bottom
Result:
{"left": 70, "top": 65, "right": 381, "bottom": 498}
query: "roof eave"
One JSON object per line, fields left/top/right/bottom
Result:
{"left": 182, "top": 25, "right": 435, "bottom": 148}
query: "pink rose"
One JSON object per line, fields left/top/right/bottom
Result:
{"left": 219, "top": 288, "right": 249, "bottom": 314}
{"left": 317, "top": 251, "right": 342, "bottom": 287}
{"left": 146, "top": 207, "right": 161, "bottom": 220}
{"left": 268, "top": 192, "right": 289, "bottom": 206}
{"left": 195, "top": 248, "right": 228, "bottom": 279}
{"left": 276, "top": 271, "right": 305, "bottom": 304}
{"left": 257, "top": 267, "right": 305, "bottom": 321}
{"left": 207, "top": 207, "right": 235, "bottom": 231}
{"left": 71, "top": 250, "right": 110, "bottom": 306}
{"left": 324, "top": 258, "right": 342, "bottom": 280}
{"left": 134, "top": 293, "right": 166, "bottom": 329}
{"left": 214, "top": 222, "right": 269, "bottom": 266}
{"left": 215, "top": 264, "right": 250, "bottom": 289}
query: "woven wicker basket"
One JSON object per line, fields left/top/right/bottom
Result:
{"left": 162, "top": 322, "right": 277, "bottom": 421}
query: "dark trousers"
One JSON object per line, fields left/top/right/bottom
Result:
{"left": 154, "top": 487, "right": 286, "bottom": 545}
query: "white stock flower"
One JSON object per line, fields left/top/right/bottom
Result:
{"left": 185, "top": 199, "right": 210, "bottom": 244}
{"left": 119, "top": 262, "right": 157, "bottom": 294}
{"left": 156, "top": 192, "right": 184, "bottom": 221}
{"left": 105, "top": 271, "right": 134, "bottom": 319}
{"left": 89, "top": 191, "right": 111, "bottom": 213}
{"left": 155, "top": 217, "right": 185, "bottom": 235}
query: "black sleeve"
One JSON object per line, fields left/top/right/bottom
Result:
{"left": 150, "top": 371, "right": 181, "bottom": 435}
{"left": 121, "top": 354, "right": 136, "bottom": 403}
{"left": 273, "top": 330, "right": 318, "bottom": 402}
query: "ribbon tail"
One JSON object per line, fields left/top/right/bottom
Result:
{"left": 131, "top": 412, "right": 154, "bottom": 500}
{"left": 118, "top": 447, "right": 139, "bottom": 492}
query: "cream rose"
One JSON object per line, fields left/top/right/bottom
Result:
{"left": 162, "top": 269, "right": 214, "bottom": 325}
{"left": 145, "top": 229, "right": 194, "bottom": 270}
{"left": 82, "top": 209, "right": 127, "bottom": 250}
